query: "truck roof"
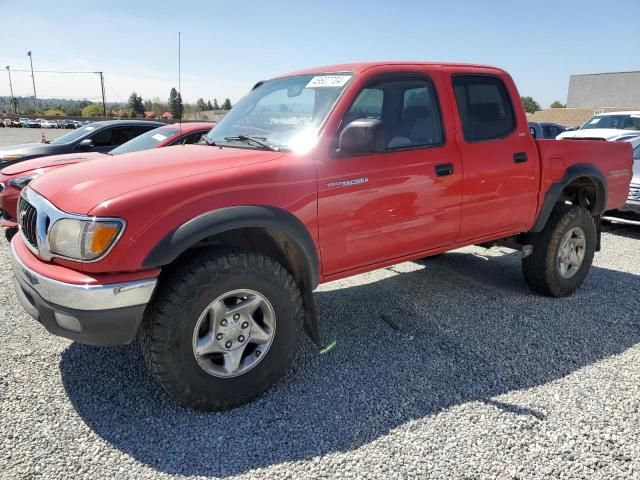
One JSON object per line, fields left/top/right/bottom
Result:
{"left": 274, "top": 61, "right": 506, "bottom": 79}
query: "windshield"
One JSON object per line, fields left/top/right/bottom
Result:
{"left": 206, "top": 73, "right": 352, "bottom": 151}
{"left": 50, "top": 124, "right": 100, "bottom": 145}
{"left": 581, "top": 114, "right": 640, "bottom": 131}
{"left": 109, "top": 127, "right": 180, "bottom": 155}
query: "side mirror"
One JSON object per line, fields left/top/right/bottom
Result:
{"left": 338, "top": 118, "right": 384, "bottom": 155}
{"left": 78, "top": 138, "right": 94, "bottom": 150}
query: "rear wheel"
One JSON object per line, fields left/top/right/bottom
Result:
{"left": 140, "top": 250, "right": 304, "bottom": 410}
{"left": 522, "top": 204, "right": 596, "bottom": 297}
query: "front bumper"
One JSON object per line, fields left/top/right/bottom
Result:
{"left": 11, "top": 240, "right": 157, "bottom": 345}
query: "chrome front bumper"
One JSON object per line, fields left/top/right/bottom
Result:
{"left": 10, "top": 240, "right": 158, "bottom": 345}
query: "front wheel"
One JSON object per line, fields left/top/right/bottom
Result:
{"left": 4, "top": 227, "right": 18, "bottom": 243}
{"left": 522, "top": 204, "right": 596, "bottom": 297}
{"left": 140, "top": 250, "right": 304, "bottom": 410}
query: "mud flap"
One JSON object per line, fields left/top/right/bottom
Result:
{"left": 302, "top": 287, "right": 321, "bottom": 347}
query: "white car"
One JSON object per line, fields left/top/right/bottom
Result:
{"left": 602, "top": 136, "right": 640, "bottom": 225}
{"left": 40, "top": 119, "right": 58, "bottom": 129}
{"left": 557, "top": 111, "right": 640, "bottom": 141}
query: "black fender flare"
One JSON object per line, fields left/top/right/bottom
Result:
{"left": 143, "top": 205, "right": 320, "bottom": 288}
{"left": 530, "top": 163, "right": 607, "bottom": 233}
{"left": 143, "top": 205, "right": 322, "bottom": 345}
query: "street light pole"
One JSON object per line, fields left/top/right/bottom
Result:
{"left": 98, "top": 72, "right": 107, "bottom": 117}
{"left": 5, "top": 66, "right": 16, "bottom": 114}
{"left": 27, "top": 51, "right": 37, "bottom": 100}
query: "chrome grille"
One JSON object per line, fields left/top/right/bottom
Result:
{"left": 18, "top": 196, "right": 38, "bottom": 248}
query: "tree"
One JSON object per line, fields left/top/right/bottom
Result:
{"left": 212, "top": 98, "right": 220, "bottom": 110}
{"left": 82, "top": 103, "right": 105, "bottom": 117}
{"left": 196, "top": 98, "right": 208, "bottom": 111}
{"left": 207, "top": 100, "right": 213, "bottom": 110}
{"left": 169, "top": 88, "right": 184, "bottom": 119}
{"left": 521, "top": 96, "right": 541, "bottom": 114}
{"left": 221, "top": 98, "right": 232, "bottom": 110}
{"left": 43, "top": 108, "right": 65, "bottom": 116}
{"left": 143, "top": 99, "right": 153, "bottom": 112}
{"left": 127, "top": 92, "right": 144, "bottom": 116}
{"left": 550, "top": 100, "right": 566, "bottom": 108}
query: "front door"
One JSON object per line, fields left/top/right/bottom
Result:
{"left": 316, "top": 70, "right": 463, "bottom": 277}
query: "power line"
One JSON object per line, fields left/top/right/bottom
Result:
{"left": 8, "top": 69, "right": 103, "bottom": 74}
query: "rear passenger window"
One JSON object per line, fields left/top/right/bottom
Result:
{"left": 343, "top": 77, "right": 443, "bottom": 151}
{"left": 452, "top": 75, "right": 515, "bottom": 142}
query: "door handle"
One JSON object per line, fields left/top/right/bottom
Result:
{"left": 514, "top": 152, "right": 528, "bottom": 163}
{"left": 435, "top": 163, "right": 454, "bottom": 177}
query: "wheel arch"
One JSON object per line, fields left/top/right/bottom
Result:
{"left": 531, "top": 163, "right": 607, "bottom": 233}
{"left": 142, "top": 205, "right": 322, "bottom": 345}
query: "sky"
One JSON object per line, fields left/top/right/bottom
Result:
{"left": 1, "top": 0, "right": 638, "bottom": 108}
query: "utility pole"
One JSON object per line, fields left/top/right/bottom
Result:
{"left": 98, "top": 72, "right": 106, "bottom": 117}
{"left": 26, "top": 51, "right": 37, "bottom": 100}
{"left": 6, "top": 66, "right": 16, "bottom": 114}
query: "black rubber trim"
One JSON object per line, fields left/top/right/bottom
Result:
{"left": 13, "top": 274, "right": 145, "bottom": 346}
{"left": 531, "top": 163, "right": 607, "bottom": 233}
{"left": 142, "top": 205, "right": 320, "bottom": 288}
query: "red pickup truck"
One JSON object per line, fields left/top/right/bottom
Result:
{"left": 10, "top": 62, "right": 633, "bottom": 410}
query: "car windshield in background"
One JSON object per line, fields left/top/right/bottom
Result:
{"left": 581, "top": 114, "right": 640, "bottom": 130}
{"left": 109, "top": 127, "right": 180, "bottom": 155}
{"left": 206, "top": 73, "right": 353, "bottom": 151}
{"left": 49, "top": 124, "right": 99, "bottom": 144}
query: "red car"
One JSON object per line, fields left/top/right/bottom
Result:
{"left": 10, "top": 62, "right": 633, "bottom": 410}
{"left": 0, "top": 122, "right": 213, "bottom": 239}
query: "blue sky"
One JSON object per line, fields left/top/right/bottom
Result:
{"left": 1, "top": 0, "right": 638, "bottom": 107}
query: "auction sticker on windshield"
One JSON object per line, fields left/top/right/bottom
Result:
{"left": 152, "top": 133, "right": 167, "bottom": 141}
{"left": 306, "top": 75, "right": 351, "bottom": 88}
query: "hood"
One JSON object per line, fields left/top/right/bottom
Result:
{"left": 0, "top": 143, "right": 67, "bottom": 167}
{"left": 29, "top": 145, "right": 287, "bottom": 214}
{"left": 1, "top": 152, "right": 105, "bottom": 175}
{"left": 557, "top": 128, "right": 640, "bottom": 141}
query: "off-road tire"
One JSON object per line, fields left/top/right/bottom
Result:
{"left": 140, "top": 250, "right": 304, "bottom": 410}
{"left": 522, "top": 204, "right": 596, "bottom": 297}
{"left": 4, "top": 227, "right": 17, "bottom": 243}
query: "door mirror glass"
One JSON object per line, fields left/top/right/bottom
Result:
{"left": 77, "top": 138, "right": 94, "bottom": 150}
{"left": 338, "top": 118, "right": 384, "bottom": 155}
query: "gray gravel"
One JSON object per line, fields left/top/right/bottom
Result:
{"left": 1, "top": 224, "right": 640, "bottom": 479}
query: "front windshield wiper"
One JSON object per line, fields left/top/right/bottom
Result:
{"left": 223, "top": 135, "right": 277, "bottom": 151}
{"left": 200, "top": 136, "right": 216, "bottom": 146}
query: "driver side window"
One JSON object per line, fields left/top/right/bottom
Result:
{"left": 344, "top": 77, "right": 444, "bottom": 151}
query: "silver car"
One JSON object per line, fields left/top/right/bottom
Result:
{"left": 603, "top": 136, "right": 640, "bottom": 225}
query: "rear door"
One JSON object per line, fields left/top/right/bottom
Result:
{"left": 443, "top": 68, "right": 539, "bottom": 241}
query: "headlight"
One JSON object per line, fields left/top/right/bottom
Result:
{"left": 8, "top": 173, "right": 42, "bottom": 190}
{"left": 0, "top": 154, "right": 23, "bottom": 162}
{"left": 48, "top": 218, "right": 124, "bottom": 260}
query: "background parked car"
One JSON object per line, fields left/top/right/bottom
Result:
{"left": 19, "top": 118, "right": 30, "bottom": 127}
{"left": 528, "top": 122, "right": 568, "bottom": 139}
{"left": 40, "top": 119, "right": 58, "bottom": 129}
{"left": 0, "top": 122, "right": 214, "bottom": 238}
{"left": 0, "top": 119, "right": 164, "bottom": 168}
{"left": 60, "top": 119, "right": 77, "bottom": 129}
{"left": 602, "top": 136, "right": 640, "bottom": 225}
{"left": 27, "top": 119, "right": 41, "bottom": 128}
{"left": 557, "top": 111, "right": 640, "bottom": 141}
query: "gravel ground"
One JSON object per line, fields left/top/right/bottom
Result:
{"left": 1, "top": 223, "right": 639, "bottom": 479}
{"left": 0, "top": 127, "right": 68, "bottom": 146}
